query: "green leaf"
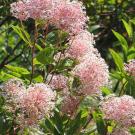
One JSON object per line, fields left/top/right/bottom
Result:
{"left": 127, "top": 47, "right": 135, "bottom": 60}
{"left": 65, "top": 110, "right": 88, "bottom": 135}
{"left": 9, "top": 71, "right": 22, "bottom": 78}
{"left": 122, "top": 19, "right": 133, "bottom": 38}
{"left": 130, "top": 18, "right": 135, "bottom": 26}
{"left": 101, "top": 87, "right": 112, "bottom": 95}
{"left": 5, "top": 65, "right": 30, "bottom": 75}
{"left": 53, "top": 111, "right": 63, "bottom": 134}
{"left": 33, "top": 58, "right": 42, "bottom": 65}
{"left": 109, "top": 49, "right": 124, "bottom": 71}
{"left": 108, "top": 0, "right": 115, "bottom": 4}
{"left": 36, "top": 46, "right": 54, "bottom": 65}
{"left": 35, "top": 43, "right": 43, "bottom": 51}
{"left": 0, "top": 71, "right": 15, "bottom": 82}
{"left": 98, "top": 0, "right": 104, "bottom": 4}
{"left": 89, "top": 25, "right": 100, "bottom": 32}
{"left": 110, "top": 72, "right": 123, "bottom": 80}
{"left": 33, "top": 75, "right": 43, "bottom": 83}
{"left": 112, "top": 30, "right": 128, "bottom": 54}
{"left": 80, "top": 126, "right": 96, "bottom": 135}
{"left": 66, "top": 111, "right": 82, "bottom": 135}
{"left": 93, "top": 111, "right": 106, "bottom": 135}
{"left": 0, "top": 96, "right": 5, "bottom": 107}
{"left": 126, "top": 78, "right": 135, "bottom": 98}
{"left": 45, "top": 117, "right": 61, "bottom": 134}
{"left": 11, "top": 25, "right": 31, "bottom": 46}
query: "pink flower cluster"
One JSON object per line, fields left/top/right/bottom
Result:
{"left": 101, "top": 95, "right": 135, "bottom": 127}
{"left": 52, "top": 30, "right": 109, "bottom": 97}
{"left": 110, "top": 128, "right": 131, "bottom": 135}
{"left": 3, "top": 78, "right": 25, "bottom": 100}
{"left": 19, "top": 83, "right": 56, "bottom": 126}
{"left": 10, "top": 1, "right": 29, "bottom": 21}
{"left": 67, "top": 31, "right": 95, "bottom": 60}
{"left": 11, "top": 1, "right": 109, "bottom": 96}
{"left": 11, "top": 0, "right": 57, "bottom": 20}
{"left": 124, "top": 59, "right": 135, "bottom": 77}
{"left": 61, "top": 95, "right": 80, "bottom": 116}
{"left": 49, "top": 74, "right": 68, "bottom": 90}
{"left": 10, "top": 0, "right": 87, "bottom": 34}
{"left": 73, "top": 52, "right": 109, "bottom": 95}
{"left": 3, "top": 79, "right": 56, "bottom": 127}
{"left": 50, "top": 1, "right": 88, "bottom": 34}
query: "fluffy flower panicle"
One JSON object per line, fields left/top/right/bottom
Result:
{"left": 124, "top": 59, "right": 135, "bottom": 77}
{"left": 61, "top": 95, "right": 80, "bottom": 116}
{"left": 73, "top": 53, "right": 109, "bottom": 95}
{"left": 70, "top": 30, "right": 95, "bottom": 44}
{"left": 26, "top": 0, "right": 55, "bottom": 20}
{"left": 19, "top": 83, "right": 56, "bottom": 126}
{"left": 10, "top": 1, "right": 29, "bottom": 20}
{"left": 50, "top": 1, "right": 88, "bottom": 34}
{"left": 49, "top": 74, "right": 68, "bottom": 90}
{"left": 10, "top": 0, "right": 63, "bottom": 20}
{"left": 10, "top": 0, "right": 88, "bottom": 34}
{"left": 67, "top": 30, "right": 95, "bottom": 59}
{"left": 101, "top": 95, "right": 135, "bottom": 127}
{"left": 2, "top": 78, "right": 25, "bottom": 98}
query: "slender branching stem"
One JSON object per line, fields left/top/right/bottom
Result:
{"left": 30, "top": 23, "right": 38, "bottom": 84}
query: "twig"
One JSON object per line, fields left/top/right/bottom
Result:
{"left": 30, "top": 23, "right": 38, "bottom": 83}
{"left": 119, "top": 81, "right": 128, "bottom": 96}
{"left": 0, "top": 40, "right": 23, "bottom": 69}
{"left": 83, "top": 114, "right": 93, "bottom": 129}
